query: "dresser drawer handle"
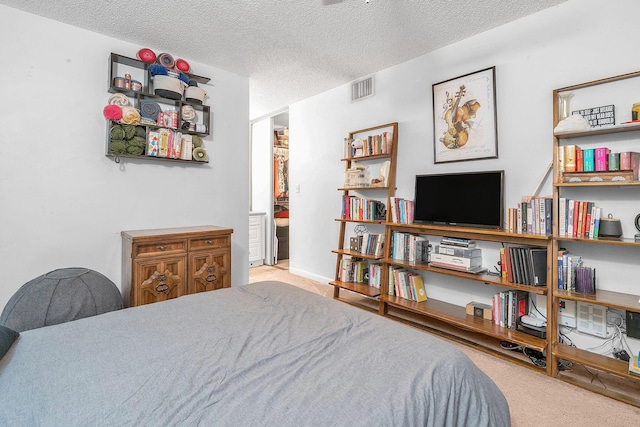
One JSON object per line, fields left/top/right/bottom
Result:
{"left": 157, "top": 246, "right": 167, "bottom": 251}
{"left": 155, "top": 283, "right": 169, "bottom": 293}
{"left": 206, "top": 240, "right": 214, "bottom": 245}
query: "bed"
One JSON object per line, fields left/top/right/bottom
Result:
{"left": 0, "top": 281, "right": 510, "bottom": 426}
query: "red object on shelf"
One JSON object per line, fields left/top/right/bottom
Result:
{"left": 175, "top": 58, "right": 191, "bottom": 73}
{"left": 136, "top": 48, "right": 156, "bottom": 63}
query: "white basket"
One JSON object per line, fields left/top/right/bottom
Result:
{"left": 344, "top": 167, "right": 370, "bottom": 188}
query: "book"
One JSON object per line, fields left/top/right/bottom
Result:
{"left": 434, "top": 245, "right": 481, "bottom": 258}
{"left": 564, "top": 145, "right": 579, "bottom": 172}
{"left": 630, "top": 355, "right": 640, "bottom": 377}
{"left": 430, "top": 253, "right": 482, "bottom": 269}
{"left": 576, "top": 148, "right": 584, "bottom": 172}
{"left": 440, "top": 237, "right": 477, "bottom": 248}
{"left": 410, "top": 274, "right": 427, "bottom": 302}
{"left": 620, "top": 151, "right": 640, "bottom": 179}
{"left": 595, "top": 147, "right": 611, "bottom": 171}
{"left": 583, "top": 148, "right": 595, "bottom": 171}
{"left": 558, "top": 197, "right": 567, "bottom": 237}
{"left": 528, "top": 247, "right": 548, "bottom": 286}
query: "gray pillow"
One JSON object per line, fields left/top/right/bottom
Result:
{"left": 0, "top": 325, "right": 19, "bottom": 360}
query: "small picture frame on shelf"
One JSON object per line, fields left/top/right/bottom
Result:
{"left": 432, "top": 67, "right": 498, "bottom": 164}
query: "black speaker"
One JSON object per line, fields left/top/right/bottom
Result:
{"left": 627, "top": 310, "right": 640, "bottom": 339}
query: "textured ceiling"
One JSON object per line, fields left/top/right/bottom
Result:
{"left": 1, "top": 0, "right": 566, "bottom": 118}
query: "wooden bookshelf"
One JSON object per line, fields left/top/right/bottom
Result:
{"left": 550, "top": 70, "right": 640, "bottom": 406}
{"left": 332, "top": 122, "right": 398, "bottom": 300}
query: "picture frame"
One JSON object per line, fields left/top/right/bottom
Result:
{"left": 432, "top": 67, "right": 498, "bottom": 164}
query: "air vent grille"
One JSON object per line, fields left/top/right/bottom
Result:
{"left": 351, "top": 75, "right": 374, "bottom": 102}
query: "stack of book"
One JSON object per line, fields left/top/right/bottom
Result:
{"left": 341, "top": 196, "right": 386, "bottom": 221}
{"left": 352, "top": 233, "right": 385, "bottom": 258}
{"left": 558, "top": 145, "right": 639, "bottom": 182}
{"left": 557, "top": 198, "right": 602, "bottom": 239}
{"left": 506, "top": 196, "right": 553, "bottom": 235}
{"left": 500, "top": 246, "right": 547, "bottom": 286}
{"left": 387, "top": 266, "right": 427, "bottom": 302}
{"left": 338, "top": 258, "right": 368, "bottom": 283}
{"left": 389, "top": 197, "right": 414, "bottom": 224}
{"left": 391, "top": 231, "right": 429, "bottom": 263}
{"left": 429, "top": 237, "right": 484, "bottom": 273}
{"left": 492, "top": 290, "right": 529, "bottom": 329}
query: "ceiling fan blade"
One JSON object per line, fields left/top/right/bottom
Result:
{"left": 322, "top": 0, "right": 344, "bottom": 5}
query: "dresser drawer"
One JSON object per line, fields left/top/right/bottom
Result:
{"left": 134, "top": 239, "right": 187, "bottom": 257}
{"left": 190, "top": 234, "right": 231, "bottom": 250}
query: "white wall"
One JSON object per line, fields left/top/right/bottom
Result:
{"left": 289, "top": 0, "right": 640, "bottom": 352}
{"left": 251, "top": 117, "right": 274, "bottom": 264}
{"left": 0, "top": 5, "right": 250, "bottom": 310}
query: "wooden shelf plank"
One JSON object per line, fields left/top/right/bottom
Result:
{"left": 341, "top": 153, "right": 391, "bottom": 162}
{"left": 383, "top": 258, "right": 548, "bottom": 295}
{"left": 335, "top": 218, "right": 385, "bottom": 224}
{"left": 380, "top": 295, "right": 546, "bottom": 351}
{"left": 332, "top": 249, "right": 383, "bottom": 261}
{"left": 553, "top": 343, "right": 640, "bottom": 381}
{"left": 339, "top": 186, "right": 391, "bottom": 191}
{"left": 553, "top": 289, "right": 640, "bottom": 312}
{"left": 385, "top": 222, "right": 551, "bottom": 246}
{"left": 553, "top": 121, "right": 640, "bottom": 139}
{"left": 330, "top": 280, "right": 381, "bottom": 297}
{"left": 554, "top": 235, "right": 640, "bottom": 247}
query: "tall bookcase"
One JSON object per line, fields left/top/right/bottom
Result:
{"left": 549, "top": 71, "right": 640, "bottom": 406}
{"left": 331, "top": 122, "right": 398, "bottom": 302}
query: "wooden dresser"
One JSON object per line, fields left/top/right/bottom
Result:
{"left": 121, "top": 225, "right": 233, "bottom": 307}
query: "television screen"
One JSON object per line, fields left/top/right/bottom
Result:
{"left": 413, "top": 170, "right": 504, "bottom": 229}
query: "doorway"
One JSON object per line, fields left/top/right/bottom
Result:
{"left": 273, "top": 112, "right": 289, "bottom": 266}
{"left": 250, "top": 109, "right": 289, "bottom": 268}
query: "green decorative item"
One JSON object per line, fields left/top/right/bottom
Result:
{"left": 126, "top": 145, "right": 144, "bottom": 156}
{"left": 110, "top": 125, "right": 125, "bottom": 140}
{"left": 130, "top": 136, "right": 146, "bottom": 148}
{"left": 122, "top": 124, "right": 137, "bottom": 140}
{"left": 135, "top": 126, "right": 146, "bottom": 138}
{"left": 193, "top": 147, "right": 207, "bottom": 161}
{"left": 192, "top": 135, "right": 203, "bottom": 148}
{"left": 109, "top": 140, "right": 127, "bottom": 155}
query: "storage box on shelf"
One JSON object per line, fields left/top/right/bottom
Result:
{"left": 105, "top": 53, "right": 211, "bottom": 164}
{"left": 331, "top": 122, "right": 398, "bottom": 303}
{"left": 550, "top": 70, "right": 640, "bottom": 407}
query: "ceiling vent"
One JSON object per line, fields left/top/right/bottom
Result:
{"left": 351, "top": 75, "right": 374, "bottom": 103}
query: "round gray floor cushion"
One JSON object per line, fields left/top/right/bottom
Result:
{"left": 0, "top": 268, "right": 123, "bottom": 332}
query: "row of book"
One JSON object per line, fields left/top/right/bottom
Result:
{"left": 559, "top": 145, "right": 640, "bottom": 178}
{"left": 351, "top": 233, "right": 385, "bottom": 258}
{"left": 557, "top": 250, "right": 596, "bottom": 293}
{"left": 505, "top": 196, "right": 552, "bottom": 235}
{"left": 387, "top": 266, "right": 427, "bottom": 302}
{"left": 389, "top": 197, "right": 414, "bottom": 224}
{"left": 341, "top": 196, "right": 386, "bottom": 221}
{"left": 499, "top": 246, "right": 547, "bottom": 286}
{"left": 557, "top": 198, "right": 602, "bottom": 239}
{"left": 492, "top": 290, "right": 529, "bottom": 329}
{"left": 338, "top": 258, "right": 384, "bottom": 289}
{"left": 343, "top": 131, "right": 393, "bottom": 158}
{"left": 337, "top": 258, "right": 369, "bottom": 283}
{"left": 390, "top": 232, "right": 429, "bottom": 263}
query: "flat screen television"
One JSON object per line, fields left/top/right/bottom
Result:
{"left": 413, "top": 170, "right": 504, "bottom": 230}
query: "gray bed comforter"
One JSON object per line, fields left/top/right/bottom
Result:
{"left": 0, "top": 280, "right": 510, "bottom": 426}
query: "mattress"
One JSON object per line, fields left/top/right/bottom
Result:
{"left": 0, "top": 281, "right": 510, "bottom": 426}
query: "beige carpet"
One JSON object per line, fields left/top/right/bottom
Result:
{"left": 249, "top": 263, "right": 640, "bottom": 426}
